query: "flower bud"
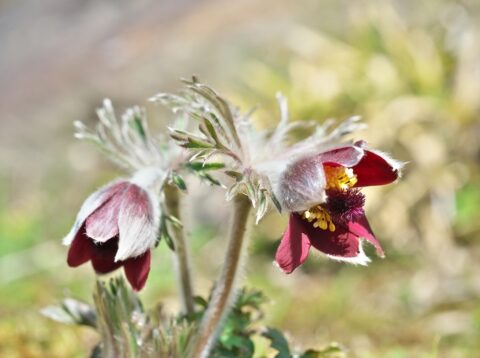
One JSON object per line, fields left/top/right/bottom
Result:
{"left": 64, "top": 168, "right": 162, "bottom": 290}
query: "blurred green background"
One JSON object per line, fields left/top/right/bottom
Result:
{"left": 1, "top": 0, "right": 480, "bottom": 357}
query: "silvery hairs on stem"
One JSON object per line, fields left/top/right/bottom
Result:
{"left": 150, "top": 77, "right": 366, "bottom": 223}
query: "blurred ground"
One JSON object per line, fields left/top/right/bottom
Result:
{"left": 1, "top": 0, "right": 480, "bottom": 357}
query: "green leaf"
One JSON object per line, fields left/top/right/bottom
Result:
{"left": 172, "top": 173, "right": 187, "bottom": 191}
{"left": 165, "top": 214, "right": 183, "bottom": 229}
{"left": 161, "top": 229, "right": 175, "bottom": 251}
{"left": 186, "top": 162, "right": 225, "bottom": 171}
{"left": 270, "top": 192, "right": 283, "bottom": 213}
{"left": 224, "top": 170, "right": 243, "bottom": 181}
{"left": 203, "top": 117, "right": 222, "bottom": 145}
{"left": 237, "top": 289, "right": 266, "bottom": 308}
{"left": 262, "top": 328, "right": 292, "bottom": 358}
{"left": 198, "top": 172, "right": 222, "bottom": 186}
{"left": 193, "top": 296, "right": 208, "bottom": 308}
{"left": 159, "top": 215, "right": 175, "bottom": 251}
{"left": 132, "top": 115, "right": 146, "bottom": 142}
{"left": 169, "top": 129, "right": 214, "bottom": 149}
{"left": 182, "top": 137, "right": 215, "bottom": 149}
{"left": 256, "top": 193, "right": 268, "bottom": 223}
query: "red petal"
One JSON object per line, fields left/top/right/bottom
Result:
{"left": 123, "top": 251, "right": 151, "bottom": 291}
{"left": 67, "top": 226, "right": 92, "bottom": 267}
{"left": 275, "top": 214, "right": 311, "bottom": 274}
{"left": 348, "top": 214, "right": 384, "bottom": 257}
{"left": 353, "top": 150, "right": 398, "bottom": 187}
{"left": 90, "top": 238, "right": 123, "bottom": 274}
{"left": 317, "top": 145, "right": 364, "bottom": 168}
{"left": 308, "top": 224, "right": 361, "bottom": 258}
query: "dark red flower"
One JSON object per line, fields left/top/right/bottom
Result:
{"left": 275, "top": 143, "right": 401, "bottom": 273}
{"left": 64, "top": 176, "right": 160, "bottom": 290}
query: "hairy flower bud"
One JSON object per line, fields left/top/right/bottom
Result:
{"left": 63, "top": 167, "right": 162, "bottom": 290}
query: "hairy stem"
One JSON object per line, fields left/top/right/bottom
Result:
{"left": 191, "top": 194, "right": 251, "bottom": 358}
{"left": 164, "top": 184, "right": 195, "bottom": 316}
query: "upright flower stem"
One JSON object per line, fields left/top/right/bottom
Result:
{"left": 191, "top": 194, "right": 251, "bottom": 358}
{"left": 164, "top": 184, "right": 195, "bottom": 316}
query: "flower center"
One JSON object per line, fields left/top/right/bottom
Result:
{"left": 302, "top": 165, "right": 363, "bottom": 231}
{"left": 324, "top": 188, "right": 365, "bottom": 225}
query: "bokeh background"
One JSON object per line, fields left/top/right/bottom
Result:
{"left": 1, "top": 0, "right": 480, "bottom": 357}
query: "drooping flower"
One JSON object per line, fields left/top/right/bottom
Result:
{"left": 64, "top": 168, "right": 162, "bottom": 290}
{"left": 155, "top": 80, "right": 402, "bottom": 270}
{"left": 275, "top": 141, "right": 403, "bottom": 273}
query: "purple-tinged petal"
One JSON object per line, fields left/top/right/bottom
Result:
{"left": 352, "top": 150, "right": 400, "bottom": 187}
{"left": 316, "top": 145, "right": 364, "bottom": 168}
{"left": 308, "top": 226, "right": 360, "bottom": 258}
{"left": 90, "top": 238, "right": 123, "bottom": 274}
{"left": 348, "top": 214, "right": 384, "bottom": 257}
{"left": 116, "top": 185, "right": 159, "bottom": 261}
{"left": 275, "top": 214, "right": 311, "bottom": 274}
{"left": 298, "top": 216, "right": 371, "bottom": 265}
{"left": 67, "top": 226, "right": 92, "bottom": 267}
{"left": 63, "top": 181, "right": 127, "bottom": 245}
{"left": 85, "top": 192, "right": 123, "bottom": 242}
{"left": 123, "top": 251, "right": 151, "bottom": 291}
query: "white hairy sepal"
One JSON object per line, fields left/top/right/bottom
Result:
{"left": 115, "top": 170, "right": 162, "bottom": 262}
{"left": 62, "top": 180, "right": 123, "bottom": 246}
{"left": 129, "top": 166, "right": 166, "bottom": 192}
{"left": 277, "top": 155, "right": 328, "bottom": 213}
{"left": 115, "top": 191, "right": 159, "bottom": 261}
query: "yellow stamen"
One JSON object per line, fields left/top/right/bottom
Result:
{"left": 302, "top": 206, "right": 336, "bottom": 232}
{"left": 324, "top": 166, "right": 358, "bottom": 190}
{"left": 301, "top": 166, "right": 357, "bottom": 232}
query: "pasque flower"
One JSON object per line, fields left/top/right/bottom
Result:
{"left": 64, "top": 168, "right": 161, "bottom": 290}
{"left": 157, "top": 80, "right": 402, "bottom": 273}
{"left": 156, "top": 80, "right": 403, "bottom": 358}
{"left": 275, "top": 141, "right": 402, "bottom": 273}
